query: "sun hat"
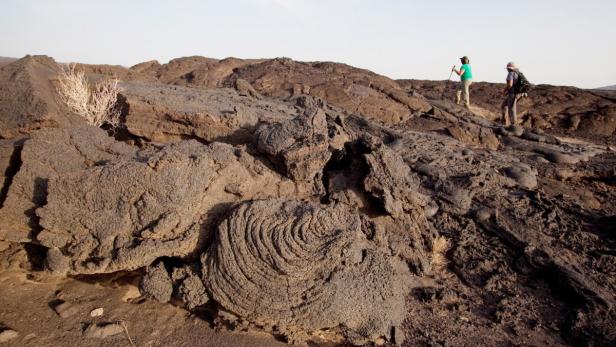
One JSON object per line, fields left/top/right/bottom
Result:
{"left": 506, "top": 62, "right": 517, "bottom": 70}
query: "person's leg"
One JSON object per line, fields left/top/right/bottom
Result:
{"left": 456, "top": 82, "right": 462, "bottom": 105}
{"left": 464, "top": 80, "right": 472, "bottom": 108}
{"left": 501, "top": 95, "right": 511, "bottom": 126}
{"left": 510, "top": 94, "right": 519, "bottom": 124}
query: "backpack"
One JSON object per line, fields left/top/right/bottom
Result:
{"left": 514, "top": 71, "right": 531, "bottom": 94}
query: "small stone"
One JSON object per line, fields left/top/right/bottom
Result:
{"left": 424, "top": 203, "right": 439, "bottom": 218}
{"left": 83, "top": 323, "right": 124, "bottom": 338}
{"left": 0, "top": 329, "right": 18, "bottom": 343}
{"left": 90, "top": 307, "right": 104, "bottom": 317}
{"left": 531, "top": 155, "right": 549, "bottom": 163}
{"left": 375, "top": 337, "right": 387, "bottom": 346}
{"left": 53, "top": 301, "right": 80, "bottom": 318}
{"left": 45, "top": 248, "right": 70, "bottom": 275}
{"left": 544, "top": 151, "right": 579, "bottom": 164}
{"left": 475, "top": 208, "right": 492, "bottom": 222}
{"left": 555, "top": 169, "right": 575, "bottom": 181}
{"left": 503, "top": 166, "right": 537, "bottom": 189}
{"left": 140, "top": 261, "right": 172, "bottom": 303}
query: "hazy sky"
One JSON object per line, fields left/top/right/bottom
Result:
{"left": 1, "top": 0, "right": 614, "bottom": 88}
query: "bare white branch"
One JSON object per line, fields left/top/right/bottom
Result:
{"left": 57, "top": 64, "right": 121, "bottom": 127}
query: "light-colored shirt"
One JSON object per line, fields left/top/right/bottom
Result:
{"left": 506, "top": 70, "right": 519, "bottom": 94}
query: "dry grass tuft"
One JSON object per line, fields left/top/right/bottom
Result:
{"left": 118, "top": 320, "right": 136, "bottom": 347}
{"left": 431, "top": 236, "right": 451, "bottom": 271}
{"left": 57, "top": 64, "right": 121, "bottom": 127}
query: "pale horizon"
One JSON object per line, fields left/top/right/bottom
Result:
{"left": 1, "top": 0, "right": 614, "bottom": 89}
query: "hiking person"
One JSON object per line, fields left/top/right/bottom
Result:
{"left": 452, "top": 56, "right": 473, "bottom": 108}
{"left": 501, "top": 62, "right": 530, "bottom": 126}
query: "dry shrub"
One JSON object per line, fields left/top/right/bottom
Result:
{"left": 431, "top": 236, "right": 451, "bottom": 271}
{"left": 57, "top": 64, "right": 121, "bottom": 127}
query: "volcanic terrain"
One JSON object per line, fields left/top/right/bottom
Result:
{"left": 0, "top": 55, "right": 614, "bottom": 346}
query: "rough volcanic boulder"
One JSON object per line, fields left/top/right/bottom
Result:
{"left": 362, "top": 136, "right": 428, "bottom": 219}
{"left": 36, "top": 140, "right": 295, "bottom": 275}
{"left": 203, "top": 199, "right": 412, "bottom": 344}
{"left": 0, "top": 55, "right": 82, "bottom": 138}
{"left": 120, "top": 81, "right": 295, "bottom": 143}
{"left": 255, "top": 96, "right": 349, "bottom": 194}
{"left": 141, "top": 261, "right": 208, "bottom": 310}
{"left": 0, "top": 126, "right": 136, "bottom": 242}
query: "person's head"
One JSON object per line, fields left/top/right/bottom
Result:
{"left": 460, "top": 56, "right": 470, "bottom": 64}
{"left": 506, "top": 62, "right": 518, "bottom": 71}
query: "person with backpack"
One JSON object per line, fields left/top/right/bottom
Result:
{"left": 501, "top": 62, "right": 530, "bottom": 126}
{"left": 452, "top": 56, "right": 473, "bottom": 109}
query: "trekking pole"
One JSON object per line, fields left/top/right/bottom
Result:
{"left": 444, "top": 65, "right": 456, "bottom": 98}
{"left": 447, "top": 65, "right": 456, "bottom": 81}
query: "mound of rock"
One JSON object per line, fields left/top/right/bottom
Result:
{"left": 204, "top": 199, "right": 411, "bottom": 344}
{"left": 0, "top": 55, "right": 82, "bottom": 138}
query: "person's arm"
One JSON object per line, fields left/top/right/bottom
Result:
{"left": 453, "top": 67, "right": 465, "bottom": 76}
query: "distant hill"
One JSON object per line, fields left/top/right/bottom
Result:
{"left": 0, "top": 57, "right": 17, "bottom": 67}
{"left": 597, "top": 85, "right": 616, "bottom": 91}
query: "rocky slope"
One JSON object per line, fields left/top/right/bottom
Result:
{"left": 0, "top": 55, "right": 614, "bottom": 347}
{"left": 597, "top": 85, "right": 616, "bottom": 91}
{"left": 399, "top": 79, "right": 616, "bottom": 143}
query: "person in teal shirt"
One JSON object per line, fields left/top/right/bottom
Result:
{"left": 452, "top": 56, "right": 473, "bottom": 109}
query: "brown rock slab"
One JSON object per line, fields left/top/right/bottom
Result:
{"left": 83, "top": 323, "right": 124, "bottom": 339}
{"left": 52, "top": 301, "right": 80, "bottom": 318}
{"left": 119, "top": 81, "right": 294, "bottom": 143}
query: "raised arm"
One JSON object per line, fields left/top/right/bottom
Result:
{"left": 453, "top": 67, "right": 465, "bottom": 76}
